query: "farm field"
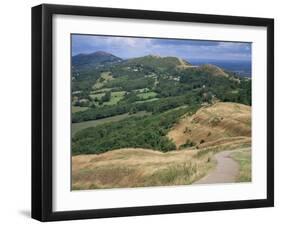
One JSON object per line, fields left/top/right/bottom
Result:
{"left": 136, "top": 91, "right": 157, "bottom": 99}
{"left": 72, "top": 111, "right": 150, "bottom": 136}
{"left": 72, "top": 106, "right": 88, "bottom": 113}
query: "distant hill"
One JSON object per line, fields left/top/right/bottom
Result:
{"left": 71, "top": 50, "right": 251, "bottom": 117}
{"left": 72, "top": 51, "right": 122, "bottom": 71}
{"left": 123, "top": 55, "right": 192, "bottom": 71}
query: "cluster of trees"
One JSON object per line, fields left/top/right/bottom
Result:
{"left": 72, "top": 64, "right": 251, "bottom": 123}
{"left": 72, "top": 107, "right": 196, "bottom": 155}
{"left": 104, "top": 75, "right": 154, "bottom": 91}
{"left": 178, "top": 68, "right": 251, "bottom": 105}
{"left": 100, "top": 91, "right": 111, "bottom": 102}
{"left": 71, "top": 68, "right": 101, "bottom": 92}
{"left": 71, "top": 55, "right": 252, "bottom": 156}
{"left": 155, "top": 78, "right": 192, "bottom": 97}
{"left": 72, "top": 92, "right": 200, "bottom": 122}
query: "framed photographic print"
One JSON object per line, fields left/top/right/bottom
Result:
{"left": 32, "top": 4, "right": 274, "bottom": 221}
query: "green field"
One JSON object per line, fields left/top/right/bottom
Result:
{"left": 72, "top": 106, "right": 89, "bottom": 113}
{"left": 231, "top": 149, "right": 251, "bottom": 182}
{"left": 90, "top": 91, "right": 126, "bottom": 106}
{"left": 137, "top": 91, "right": 157, "bottom": 99}
{"left": 72, "top": 111, "right": 149, "bottom": 136}
{"left": 92, "top": 72, "right": 113, "bottom": 89}
{"left": 91, "top": 88, "right": 113, "bottom": 94}
{"left": 135, "top": 98, "right": 159, "bottom": 104}
{"left": 103, "top": 91, "right": 126, "bottom": 106}
{"left": 90, "top": 93, "right": 105, "bottom": 100}
{"left": 134, "top": 88, "right": 150, "bottom": 92}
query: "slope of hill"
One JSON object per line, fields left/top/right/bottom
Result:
{"left": 72, "top": 141, "right": 251, "bottom": 189}
{"left": 123, "top": 55, "right": 192, "bottom": 71}
{"left": 196, "top": 64, "right": 229, "bottom": 77}
{"left": 72, "top": 51, "right": 122, "bottom": 71}
{"left": 167, "top": 102, "right": 251, "bottom": 149}
{"left": 72, "top": 147, "right": 214, "bottom": 189}
{"left": 72, "top": 102, "right": 252, "bottom": 189}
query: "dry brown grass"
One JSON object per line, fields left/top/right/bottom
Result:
{"left": 72, "top": 102, "right": 252, "bottom": 190}
{"left": 72, "top": 148, "right": 216, "bottom": 190}
{"left": 167, "top": 102, "right": 251, "bottom": 149}
{"left": 72, "top": 139, "right": 251, "bottom": 190}
{"left": 198, "top": 64, "right": 229, "bottom": 77}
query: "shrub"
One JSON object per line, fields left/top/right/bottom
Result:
{"left": 179, "top": 139, "right": 195, "bottom": 149}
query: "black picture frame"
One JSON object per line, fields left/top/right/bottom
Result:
{"left": 32, "top": 3, "right": 274, "bottom": 222}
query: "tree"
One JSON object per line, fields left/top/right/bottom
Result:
{"left": 129, "top": 106, "right": 137, "bottom": 115}
{"left": 101, "top": 91, "right": 111, "bottom": 102}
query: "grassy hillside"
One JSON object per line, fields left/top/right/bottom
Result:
{"left": 167, "top": 102, "right": 251, "bottom": 149}
{"left": 72, "top": 51, "right": 122, "bottom": 71}
{"left": 71, "top": 50, "right": 252, "bottom": 190}
{"left": 72, "top": 102, "right": 251, "bottom": 156}
{"left": 71, "top": 52, "right": 252, "bottom": 155}
{"left": 72, "top": 106, "right": 199, "bottom": 155}
{"left": 72, "top": 147, "right": 214, "bottom": 189}
{"left": 72, "top": 140, "right": 250, "bottom": 190}
{"left": 196, "top": 64, "right": 229, "bottom": 77}
{"left": 124, "top": 55, "right": 192, "bottom": 71}
{"left": 231, "top": 148, "right": 252, "bottom": 182}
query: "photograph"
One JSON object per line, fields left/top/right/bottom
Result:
{"left": 30, "top": 3, "right": 274, "bottom": 221}
{"left": 71, "top": 34, "right": 252, "bottom": 190}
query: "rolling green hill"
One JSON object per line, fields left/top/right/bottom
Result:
{"left": 72, "top": 51, "right": 122, "bottom": 71}
{"left": 123, "top": 55, "right": 192, "bottom": 71}
{"left": 71, "top": 51, "right": 251, "bottom": 155}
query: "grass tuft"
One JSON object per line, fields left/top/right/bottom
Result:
{"left": 231, "top": 149, "right": 251, "bottom": 182}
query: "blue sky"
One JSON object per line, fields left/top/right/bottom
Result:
{"left": 72, "top": 34, "right": 251, "bottom": 61}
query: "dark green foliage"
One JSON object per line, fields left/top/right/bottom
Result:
{"left": 72, "top": 107, "right": 196, "bottom": 155}
{"left": 72, "top": 93, "right": 200, "bottom": 122}
{"left": 71, "top": 52, "right": 252, "bottom": 155}
{"left": 179, "top": 67, "right": 251, "bottom": 105}
{"left": 101, "top": 91, "right": 111, "bottom": 102}
{"left": 179, "top": 139, "right": 196, "bottom": 149}
{"left": 72, "top": 104, "right": 130, "bottom": 122}
{"left": 105, "top": 76, "right": 155, "bottom": 91}
{"left": 122, "top": 55, "right": 191, "bottom": 72}
{"left": 238, "top": 79, "right": 251, "bottom": 105}
{"left": 71, "top": 69, "right": 101, "bottom": 95}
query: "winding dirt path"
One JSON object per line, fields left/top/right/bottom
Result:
{"left": 194, "top": 150, "right": 239, "bottom": 184}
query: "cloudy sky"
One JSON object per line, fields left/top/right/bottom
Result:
{"left": 72, "top": 34, "right": 251, "bottom": 61}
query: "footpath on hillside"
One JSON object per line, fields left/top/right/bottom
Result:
{"left": 194, "top": 150, "right": 239, "bottom": 184}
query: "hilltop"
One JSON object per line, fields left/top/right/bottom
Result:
{"left": 123, "top": 55, "right": 192, "bottom": 71}
{"left": 72, "top": 51, "right": 122, "bottom": 71}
